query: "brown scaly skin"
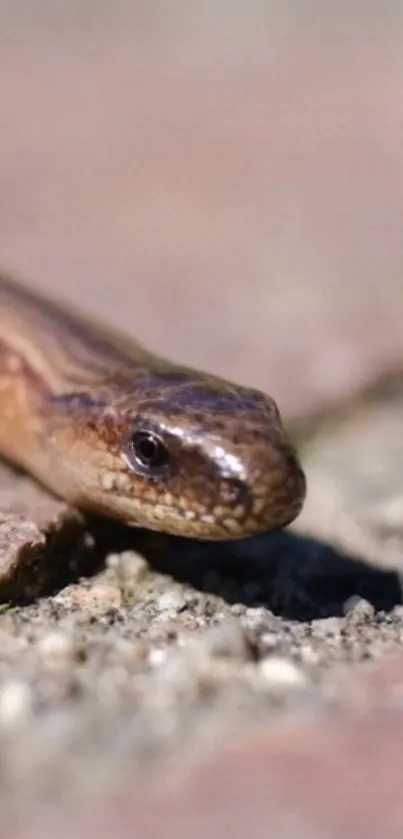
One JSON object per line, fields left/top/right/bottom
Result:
{"left": 0, "top": 274, "right": 306, "bottom": 539}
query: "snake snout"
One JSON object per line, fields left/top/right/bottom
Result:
{"left": 227, "top": 439, "right": 306, "bottom": 536}
{"left": 205, "top": 440, "right": 305, "bottom": 538}
{"left": 253, "top": 442, "right": 306, "bottom": 531}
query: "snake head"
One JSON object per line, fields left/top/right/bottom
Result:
{"left": 58, "top": 371, "right": 305, "bottom": 540}
{"left": 41, "top": 371, "right": 305, "bottom": 539}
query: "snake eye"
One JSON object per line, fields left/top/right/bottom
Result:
{"left": 128, "top": 430, "right": 169, "bottom": 475}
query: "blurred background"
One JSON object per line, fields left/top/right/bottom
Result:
{"left": 2, "top": 9, "right": 403, "bottom": 833}
{"left": 2, "top": 0, "right": 403, "bottom": 423}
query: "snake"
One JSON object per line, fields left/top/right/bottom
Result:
{"left": 0, "top": 274, "right": 306, "bottom": 540}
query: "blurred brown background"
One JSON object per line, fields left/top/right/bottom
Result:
{"left": 1, "top": 1, "right": 403, "bottom": 421}
{"left": 3, "top": 8, "right": 403, "bottom": 836}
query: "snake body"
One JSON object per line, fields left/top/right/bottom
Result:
{"left": 0, "top": 274, "right": 306, "bottom": 539}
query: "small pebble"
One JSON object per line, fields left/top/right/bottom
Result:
{"left": 196, "top": 618, "right": 256, "bottom": 662}
{"left": 299, "top": 644, "right": 320, "bottom": 666}
{"left": 156, "top": 590, "right": 186, "bottom": 614}
{"left": 64, "top": 583, "right": 122, "bottom": 613}
{"left": 0, "top": 680, "right": 32, "bottom": 729}
{"left": 148, "top": 646, "right": 169, "bottom": 667}
{"left": 259, "top": 656, "right": 308, "bottom": 690}
{"left": 260, "top": 632, "right": 281, "bottom": 653}
{"left": 344, "top": 597, "right": 375, "bottom": 622}
{"left": 114, "top": 638, "right": 149, "bottom": 665}
{"left": 37, "top": 631, "right": 78, "bottom": 667}
{"left": 243, "top": 607, "right": 276, "bottom": 634}
{"left": 311, "top": 617, "right": 343, "bottom": 638}
{"left": 108, "top": 551, "right": 150, "bottom": 585}
{"left": 229, "top": 603, "right": 247, "bottom": 617}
